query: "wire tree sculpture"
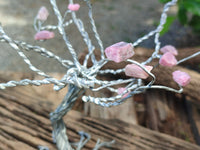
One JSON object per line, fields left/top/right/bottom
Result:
{"left": 0, "top": 0, "right": 200, "bottom": 149}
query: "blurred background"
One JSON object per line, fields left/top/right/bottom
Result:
{"left": 0, "top": 0, "right": 199, "bottom": 73}
{"left": 0, "top": 0, "right": 200, "bottom": 149}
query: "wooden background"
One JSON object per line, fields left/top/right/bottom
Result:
{"left": 0, "top": 47, "right": 200, "bottom": 149}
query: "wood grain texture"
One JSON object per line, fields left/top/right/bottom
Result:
{"left": 0, "top": 72, "right": 200, "bottom": 150}
{"left": 84, "top": 76, "right": 138, "bottom": 125}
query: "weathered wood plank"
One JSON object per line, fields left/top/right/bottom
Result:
{"left": 84, "top": 77, "right": 138, "bottom": 125}
{"left": 0, "top": 72, "right": 200, "bottom": 150}
{"left": 144, "top": 90, "right": 196, "bottom": 143}
{"left": 66, "top": 110, "right": 200, "bottom": 150}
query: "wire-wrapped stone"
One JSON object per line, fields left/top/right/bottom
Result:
{"left": 105, "top": 41, "right": 134, "bottom": 63}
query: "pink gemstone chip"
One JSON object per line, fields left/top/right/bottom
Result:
{"left": 160, "top": 45, "right": 178, "bottom": 56}
{"left": 105, "top": 41, "right": 134, "bottom": 63}
{"left": 68, "top": 3, "right": 80, "bottom": 11}
{"left": 125, "top": 64, "right": 153, "bottom": 79}
{"left": 34, "top": 30, "right": 55, "bottom": 40}
{"left": 159, "top": 52, "right": 177, "bottom": 67}
{"left": 172, "top": 70, "right": 191, "bottom": 86}
{"left": 117, "top": 88, "right": 130, "bottom": 98}
{"left": 37, "top": 6, "right": 49, "bottom": 21}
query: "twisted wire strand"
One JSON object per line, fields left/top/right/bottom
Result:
{"left": 82, "top": 94, "right": 134, "bottom": 107}
{"left": 85, "top": 0, "right": 105, "bottom": 60}
{"left": 0, "top": 26, "right": 51, "bottom": 78}
{"left": 98, "top": 68, "right": 125, "bottom": 75}
{"left": 0, "top": 37, "right": 69, "bottom": 67}
{"left": 82, "top": 83, "right": 182, "bottom": 108}
{"left": 69, "top": 5, "right": 97, "bottom": 65}
{"left": 0, "top": 0, "right": 181, "bottom": 103}
{"left": 50, "top": 0, "right": 81, "bottom": 70}
{"left": 93, "top": 139, "right": 115, "bottom": 150}
{"left": 0, "top": 78, "right": 64, "bottom": 90}
{"left": 133, "top": 29, "right": 157, "bottom": 47}
{"left": 34, "top": 13, "right": 73, "bottom": 32}
{"left": 40, "top": 19, "right": 73, "bottom": 30}
{"left": 33, "top": 16, "right": 41, "bottom": 32}
{"left": 13, "top": 40, "right": 74, "bottom": 68}
{"left": 69, "top": 0, "right": 98, "bottom": 67}
{"left": 71, "top": 131, "right": 91, "bottom": 150}
{"left": 50, "top": 84, "right": 82, "bottom": 150}
{"left": 85, "top": 59, "right": 107, "bottom": 77}
{"left": 144, "top": 84, "right": 183, "bottom": 93}
{"left": 132, "top": 0, "right": 177, "bottom": 62}
{"left": 154, "top": 0, "right": 178, "bottom": 53}
{"left": 92, "top": 78, "right": 134, "bottom": 92}
{"left": 0, "top": 0, "right": 182, "bottom": 96}
{"left": 177, "top": 50, "right": 200, "bottom": 65}
{"left": 144, "top": 0, "right": 178, "bottom": 65}
{"left": 0, "top": 0, "right": 190, "bottom": 150}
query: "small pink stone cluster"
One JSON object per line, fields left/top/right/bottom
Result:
{"left": 117, "top": 87, "right": 130, "bottom": 98}
{"left": 160, "top": 45, "right": 178, "bottom": 56}
{"left": 125, "top": 64, "right": 153, "bottom": 79}
{"left": 37, "top": 6, "right": 49, "bottom": 21}
{"left": 159, "top": 45, "right": 191, "bottom": 86}
{"left": 104, "top": 41, "right": 153, "bottom": 79}
{"left": 159, "top": 45, "right": 178, "bottom": 67}
{"left": 159, "top": 52, "right": 177, "bottom": 67}
{"left": 172, "top": 70, "right": 191, "bottom": 86}
{"left": 105, "top": 41, "right": 134, "bottom": 63}
{"left": 104, "top": 42, "right": 191, "bottom": 87}
{"left": 68, "top": 3, "right": 80, "bottom": 11}
{"left": 34, "top": 30, "right": 55, "bottom": 40}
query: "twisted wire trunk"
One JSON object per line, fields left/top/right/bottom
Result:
{"left": 50, "top": 84, "right": 82, "bottom": 150}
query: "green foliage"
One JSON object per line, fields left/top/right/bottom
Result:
{"left": 159, "top": 0, "right": 171, "bottom": 3}
{"left": 160, "top": 16, "right": 176, "bottom": 36}
{"left": 159, "top": 0, "right": 200, "bottom": 34}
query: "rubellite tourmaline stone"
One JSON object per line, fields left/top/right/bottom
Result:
{"left": 172, "top": 70, "right": 191, "bottom": 86}
{"left": 68, "top": 4, "right": 80, "bottom": 11}
{"left": 160, "top": 45, "right": 178, "bottom": 56}
{"left": 125, "top": 64, "right": 153, "bottom": 79}
{"left": 37, "top": 6, "right": 49, "bottom": 21}
{"left": 117, "top": 87, "right": 130, "bottom": 98}
{"left": 34, "top": 30, "right": 55, "bottom": 40}
{"left": 159, "top": 52, "right": 177, "bottom": 67}
{"left": 105, "top": 41, "right": 134, "bottom": 63}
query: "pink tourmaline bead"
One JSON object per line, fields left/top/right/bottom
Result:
{"left": 34, "top": 30, "right": 55, "bottom": 40}
{"left": 37, "top": 6, "right": 49, "bottom": 21}
{"left": 159, "top": 52, "right": 177, "bottom": 67}
{"left": 68, "top": 4, "right": 80, "bottom": 11}
{"left": 117, "top": 88, "right": 130, "bottom": 98}
{"left": 105, "top": 41, "right": 134, "bottom": 63}
{"left": 125, "top": 64, "right": 153, "bottom": 79}
{"left": 172, "top": 70, "right": 191, "bottom": 86}
{"left": 160, "top": 45, "right": 178, "bottom": 56}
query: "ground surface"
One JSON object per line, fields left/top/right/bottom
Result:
{"left": 0, "top": 0, "right": 199, "bottom": 73}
